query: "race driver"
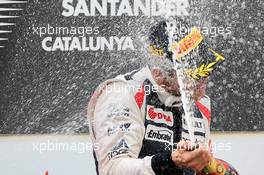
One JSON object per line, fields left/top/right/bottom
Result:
{"left": 87, "top": 20, "right": 239, "bottom": 175}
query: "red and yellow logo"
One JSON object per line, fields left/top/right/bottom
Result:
{"left": 170, "top": 27, "right": 203, "bottom": 60}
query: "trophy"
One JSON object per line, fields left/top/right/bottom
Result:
{"left": 167, "top": 18, "right": 226, "bottom": 175}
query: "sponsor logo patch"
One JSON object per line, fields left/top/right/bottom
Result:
{"left": 146, "top": 105, "right": 173, "bottom": 126}
{"left": 145, "top": 125, "right": 173, "bottom": 144}
{"left": 181, "top": 116, "right": 206, "bottom": 142}
{"left": 183, "top": 118, "right": 203, "bottom": 129}
{"left": 107, "top": 139, "right": 129, "bottom": 160}
{"left": 107, "top": 123, "right": 131, "bottom": 136}
{"left": 106, "top": 103, "right": 130, "bottom": 118}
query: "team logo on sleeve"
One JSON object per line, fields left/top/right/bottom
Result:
{"left": 145, "top": 125, "right": 173, "bottom": 144}
{"left": 106, "top": 103, "right": 130, "bottom": 118}
{"left": 107, "top": 123, "right": 131, "bottom": 136}
{"left": 107, "top": 139, "right": 129, "bottom": 160}
{"left": 146, "top": 105, "right": 173, "bottom": 126}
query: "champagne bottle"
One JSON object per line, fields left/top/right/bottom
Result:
{"left": 202, "top": 158, "right": 226, "bottom": 175}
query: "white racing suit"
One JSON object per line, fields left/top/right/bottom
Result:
{"left": 87, "top": 66, "right": 211, "bottom": 175}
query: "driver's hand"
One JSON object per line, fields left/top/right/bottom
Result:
{"left": 171, "top": 140, "right": 212, "bottom": 172}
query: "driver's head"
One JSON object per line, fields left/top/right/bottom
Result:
{"left": 147, "top": 19, "right": 208, "bottom": 99}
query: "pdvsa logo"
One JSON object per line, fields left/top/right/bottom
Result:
{"left": 146, "top": 105, "right": 173, "bottom": 126}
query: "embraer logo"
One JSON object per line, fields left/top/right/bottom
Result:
{"left": 147, "top": 105, "right": 173, "bottom": 126}
{"left": 145, "top": 125, "right": 173, "bottom": 144}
